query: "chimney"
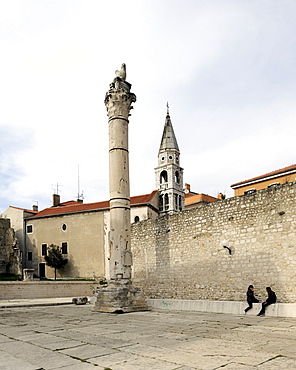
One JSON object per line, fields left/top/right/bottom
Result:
{"left": 32, "top": 205, "right": 38, "bottom": 212}
{"left": 184, "top": 183, "right": 191, "bottom": 192}
{"left": 218, "top": 193, "right": 225, "bottom": 200}
{"left": 77, "top": 198, "right": 83, "bottom": 204}
{"left": 52, "top": 194, "right": 60, "bottom": 207}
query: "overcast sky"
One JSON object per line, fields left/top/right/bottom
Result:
{"left": 1, "top": 0, "right": 296, "bottom": 213}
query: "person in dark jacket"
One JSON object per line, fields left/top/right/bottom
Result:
{"left": 257, "top": 287, "right": 277, "bottom": 316}
{"left": 244, "top": 285, "right": 259, "bottom": 314}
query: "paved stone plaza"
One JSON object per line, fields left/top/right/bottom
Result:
{"left": 0, "top": 303, "right": 296, "bottom": 369}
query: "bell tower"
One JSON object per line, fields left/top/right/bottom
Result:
{"left": 155, "top": 105, "right": 184, "bottom": 213}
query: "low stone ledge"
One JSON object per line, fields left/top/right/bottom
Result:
{"left": 0, "top": 281, "right": 96, "bottom": 300}
{"left": 147, "top": 299, "right": 296, "bottom": 318}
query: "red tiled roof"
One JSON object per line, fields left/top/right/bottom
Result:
{"left": 28, "top": 190, "right": 158, "bottom": 219}
{"left": 184, "top": 191, "right": 199, "bottom": 198}
{"left": 185, "top": 193, "right": 218, "bottom": 206}
{"left": 29, "top": 200, "right": 110, "bottom": 218}
{"left": 130, "top": 190, "right": 158, "bottom": 205}
{"left": 231, "top": 164, "right": 296, "bottom": 188}
{"left": 9, "top": 206, "right": 38, "bottom": 214}
{"left": 59, "top": 201, "right": 82, "bottom": 206}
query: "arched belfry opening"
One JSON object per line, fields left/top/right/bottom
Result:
{"left": 160, "top": 170, "right": 168, "bottom": 184}
{"left": 155, "top": 106, "right": 184, "bottom": 214}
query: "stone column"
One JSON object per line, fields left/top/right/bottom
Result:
{"left": 106, "top": 73, "right": 135, "bottom": 281}
{"left": 92, "top": 64, "right": 149, "bottom": 313}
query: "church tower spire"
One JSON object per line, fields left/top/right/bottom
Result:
{"left": 155, "top": 105, "right": 184, "bottom": 213}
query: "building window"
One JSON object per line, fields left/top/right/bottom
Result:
{"left": 27, "top": 224, "right": 33, "bottom": 233}
{"left": 175, "top": 171, "right": 180, "bottom": 184}
{"left": 268, "top": 182, "right": 280, "bottom": 188}
{"left": 41, "top": 244, "right": 47, "bottom": 256}
{"left": 244, "top": 189, "right": 256, "bottom": 195}
{"left": 134, "top": 216, "right": 140, "bottom": 223}
{"left": 61, "top": 242, "right": 68, "bottom": 254}
{"left": 28, "top": 252, "right": 32, "bottom": 261}
{"left": 62, "top": 223, "right": 67, "bottom": 231}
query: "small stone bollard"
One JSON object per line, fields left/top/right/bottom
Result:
{"left": 72, "top": 297, "right": 88, "bottom": 305}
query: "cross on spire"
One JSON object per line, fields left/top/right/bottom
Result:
{"left": 166, "top": 101, "right": 169, "bottom": 115}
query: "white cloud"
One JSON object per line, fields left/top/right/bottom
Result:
{"left": 1, "top": 0, "right": 296, "bottom": 212}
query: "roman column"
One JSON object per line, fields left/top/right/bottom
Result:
{"left": 106, "top": 63, "right": 135, "bottom": 281}
{"left": 92, "top": 64, "right": 148, "bottom": 313}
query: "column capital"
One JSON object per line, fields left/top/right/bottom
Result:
{"left": 104, "top": 77, "right": 136, "bottom": 120}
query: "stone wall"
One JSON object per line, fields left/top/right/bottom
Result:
{"left": 131, "top": 182, "right": 296, "bottom": 303}
{"left": 0, "top": 218, "right": 22, "bottom": 275}
{"left": 0, "top": 281, "right": 98, "bottom": 300}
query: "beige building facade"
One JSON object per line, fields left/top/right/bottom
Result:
{"left": 231, "top": 163, "right": 296, "bottom": 196}
{"left": 26, "top": 210, "right": 106, "bottom": 279}
{"left": 25, "top": 191, "right": 158, "bottom": 279}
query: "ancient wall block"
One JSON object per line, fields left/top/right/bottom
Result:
{"left": 131, "top": 182, "right": 296, "bottom": 303}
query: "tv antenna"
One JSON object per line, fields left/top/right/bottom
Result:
{"left": 77, "top": 165, "right": 84, "bottom": 201}
{"left": 52, "top": 183, "right": 63, "bottom": 195}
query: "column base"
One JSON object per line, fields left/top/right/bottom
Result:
{"left": 91, "top": 279, "right": 150, "bottom": 313}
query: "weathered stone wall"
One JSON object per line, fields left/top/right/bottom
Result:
{"left": 0, "top": 281, "right": 97, "bottom": 300}
{"left": 0, "top": 218, "right": 22, "bottom": 275}
{"left": 131, "top": 182, "right": 296, "bottom": 303}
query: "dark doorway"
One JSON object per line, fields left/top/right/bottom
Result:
{"left": 39, "top": 263, "right": 46, "bottom": 278}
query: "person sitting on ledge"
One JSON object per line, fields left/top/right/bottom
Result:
{"left": 257, "top": 287, "right": 276, "bottom": 316}
{"left": 244, "top": 285, "right": 259, "bottom": 314}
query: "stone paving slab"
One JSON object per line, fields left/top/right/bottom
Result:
{"left": 59, "top": 343, "right": 117, "bottom": 359}
{"left": 0, "top": 351, "right": 37, "bottom": 370}
{"left": 0, "top": 304, "right": 296, "bottom": 369}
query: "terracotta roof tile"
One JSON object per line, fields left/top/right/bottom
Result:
{"left": 28, "top": 190, "right": 158, "bottom": 219}
{"left": 185, "top": 193, "right": 218, "bottom": 205}
{"left": 231, "top": 164, "right": 296, "bottom": 188}
{"left": 9, "top": 206, "right": 38, "bottom": 214}
{"left": 59, "top": 201, "right": 82, "bottom": 206}
{"left": 130, "top": 190, "right": 158, "bottom": 205}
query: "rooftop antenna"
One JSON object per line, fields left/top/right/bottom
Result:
{"left": 77, "top": 164, "right": 84, "bottom": 201}
{"left": 52, "top": 183, "right": 63, "bottom": 195}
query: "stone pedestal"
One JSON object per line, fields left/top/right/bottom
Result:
{"left": 92, "top": 279, "right": 149, "bottom": 313}
{"left": 23, "top": 268, "right": 35, "bottom": 281}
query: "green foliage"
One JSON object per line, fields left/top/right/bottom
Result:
{"left": 44, "top": 244, "right": 68, "bottom": 280}
{"left": 0, "top": 273, "right": 21, "bottom": 281}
